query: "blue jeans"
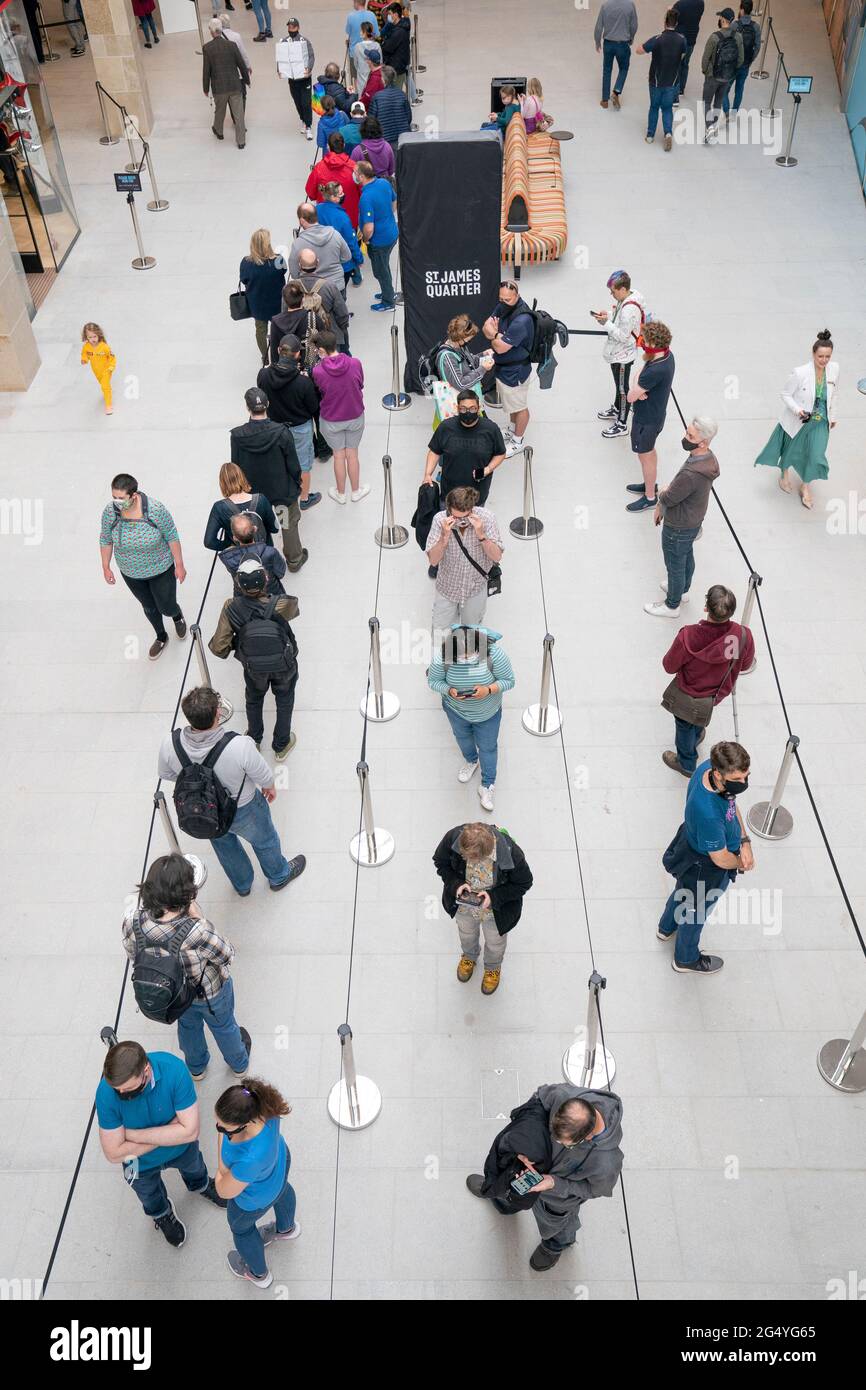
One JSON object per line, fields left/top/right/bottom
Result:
{"left": 288, "top": 419, "right": 314, "bottom": 475}
{"left": 140, "top": 13, "right": 157, "bottom": 41}
{"left": 677, "top": 41, "right": 695, "bottom": 96}
{"left": 674, "top": 716, "right": 703, "bottom": 774}
{"left": 251, "top": 0, "right": 271, "bottom": 32}
{"left": 176, "top": 977, "right": 248, "bottom": 1075}
{"left": 648, "top": 84, "right": 677, "bottom": 136}
{"left": 367, "top": 240, "right": 396, "bottom": 307}
{"left": 211, "top": 789, "right": 290, "bottom": 893}
{"left": 661, "top": 523, "right": 699, "bottom": 609}
{"left": 722, "top": 64, "right": 749, "bottom": 114}
{"left": 658, "top": 875, "right": 731, "bottom": 965}
{"left": 602, "top": 40, "right": 631, "bottom": 101}
{"left": 443, "top": 703, "right": 502, "bottom": 787}
{"left": 227, "top": 1168, "right": 296, "bottom": 1278}
{"left": 126, "top": 1141, "right": 208, "bottom": 1220}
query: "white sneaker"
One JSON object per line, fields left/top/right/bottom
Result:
{"left": 458, "top": 760, "right": 479, "bottom": 783}
{"left": 305, "top": 127, "right": 313, "bottom": 141}
{"left": 299, "top": 123, "right": 307, "bottom": 135}
{"left": 351, "top": 485, "right": 370, "bottom": 502}
{"left": 601, "top": 421, "right": 628, "bottom": 439}
{"left": 659, "top": 583, "right": 689, "bottom": 602}
{"left": 504, "top": 435, "right": 525, "bottom": 457}
{"left": 478, "top": 783, "right": 495, "bottom": 812}
{"left": 597, "top": 404, "right": 618, "bottom": 420}
{"left": 328, "top": 486, "right": 347, "bottom": 505}
{"left": 644, "top": 600, "right": 680, "bottom": 617}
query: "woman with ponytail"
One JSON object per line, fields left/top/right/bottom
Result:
{"left": 755, "top": 329, "right": 840, "bottom": 509}
{"left": 214, "top": 1077, "right": 298, "bottom": 1287}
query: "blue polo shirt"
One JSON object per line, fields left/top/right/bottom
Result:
{"left": 95, "top": 1052, "right": 197, "bottom": 1172}
{"left": 346, "top": 8, "right": 379, "bottom": 46}
{"left": 359, "top": 178, "right": 398, "bottom": 247}
{"left": 685, "top": 760, "right": 743, "bottom": 855}
{"left": 491, "top": 303, "right": 533, "bottom": 385}
{"left": 221, "top": 1116, "right": 289, "bottom": 1212}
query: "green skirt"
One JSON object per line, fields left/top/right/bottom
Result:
{"left": 754, "top": 419, "right": 830, "bottom": 484}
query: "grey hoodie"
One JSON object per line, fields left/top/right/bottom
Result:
{"left": 594, "top": 0, "right": 638, "bottom": 46}
{"left": 533, "top": 1084, "right": 624, "bottom": 1208}
{"left": 158, "top": 726, "right": 273, "bottom": 809}
{"left": 288, "top": 225, "right": 352, "bottom": 290}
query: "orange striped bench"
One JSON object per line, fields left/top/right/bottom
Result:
{"left": 500, "top": 114, "right": 567, "bottom": 267}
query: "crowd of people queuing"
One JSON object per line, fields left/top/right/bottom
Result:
{"left": 88, "top": 3, "right": 844, "bottom": 1289}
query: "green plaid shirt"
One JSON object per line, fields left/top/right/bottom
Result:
{"left": 122, "top": 910, "right": 234, "bottom": 1001}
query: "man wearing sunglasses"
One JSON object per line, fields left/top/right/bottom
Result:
{"left": 482, "top": 281, "right": 533, "bottom": 458}
{"left": 96, "top": 1040, "right": 226, "bottom": 1248}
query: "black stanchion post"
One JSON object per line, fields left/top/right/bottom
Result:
{"left": 360, "top": 616, "right": 400, "bottom": 721}
{"left": 747, "top": 734, "right": 798, "bottom": 840}
{"left": 509, "top": 445, "right": 543, "bottom": 539}
{"left": 562, "top": 971, "right": 616, "bottom": 1086}
{"left": 522, "top": 633, "right": 562, "bottom": 736}
{"left": 327, "top": 1024, "right": 383, "bottom": 1127}
{"left": 349, "top": 761, "right": 395, "bottom": 865}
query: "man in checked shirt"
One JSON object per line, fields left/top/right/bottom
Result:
{"left": 122, "top": 854, "right": 251, "bottom": 1081}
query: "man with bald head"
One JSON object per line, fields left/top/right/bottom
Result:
{"left": 292, "top": 248, "right": 351, "bottom": 352}
{"left": 288, "top": 203, "right": 351, "bottom": 291}
{"left": 218, "top": 511, "right": 288, "bottom": 596}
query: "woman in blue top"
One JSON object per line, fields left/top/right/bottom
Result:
{"left": 315, "top": 94, "right": 350, "bottom": 154}
{"left": 239, "top": 229, "right": 287, "bottom": 367}
{"left": 428, "top": 624, "right": 515, "bottom": 815}
{"left": 657, "top": 740, "right": 755, "bottom": 975}
{"left": 215, "top": 1077, "right": 299, "bottom": 1288}
{"left": 316, "top": 181, "right": 364, "bottom": 288}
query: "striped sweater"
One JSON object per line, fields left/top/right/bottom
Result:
{"left": 428, "top": 628, "right": 515, "bottom": 723}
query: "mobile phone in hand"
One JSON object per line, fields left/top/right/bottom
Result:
{"left": 459, "top": 891, "right": 484, "bottom": 908}
{"left": 510, "top": 1169, "right": 544, "bottom": 1197}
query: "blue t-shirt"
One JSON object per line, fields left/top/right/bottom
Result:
{"left": 685, "top": 759, "right": 743, "bottom": 855}
{"left": 346, "top": 8, "right": 379, "bottom": 46}
{"left": 221, "top": 1116, "right": 289, "bottom": 1212}
{"left": 317, "top": 202, "right": 363, "bottom": 266}
{"left": 359, "top": 178, "right": 398, "bottom": 246}
{"left": 491, "top": 303, "right": 533, "bottom": 385}
{"left": 95, "top": 1052, "right": 196, "bottom": 1173}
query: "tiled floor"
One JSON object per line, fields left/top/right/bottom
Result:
{"left": 1, "top": 0, "right": 865, "bottom": 1301}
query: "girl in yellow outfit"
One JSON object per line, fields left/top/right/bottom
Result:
{"left": 81, "top": 322, "right": 116, "bottom": 414}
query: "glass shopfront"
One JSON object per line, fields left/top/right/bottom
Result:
{"left": 0, "top": 0, "right": 80, "bottom": 302}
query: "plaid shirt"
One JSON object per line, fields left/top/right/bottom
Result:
{"left": 122, "top": 909, "right": 234, "bottom": 1001}
{"left": 426, "top": 506, "right": 503, "bottom": 604}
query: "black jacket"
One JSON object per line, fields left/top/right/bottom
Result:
{"left": 481, "top": 1096, "right": 553, "bottom": 1209}
{"left": 673, "top": 0, "right": 704, "bottom": 46}
{"left": 229, "top": 419, "right": 301, "bottom": 506}
{"left": 316, "top": 74, "right": 354, "bottom": 112}
{"left": 257, "top": 360, "right": 321, "bottom": 426}
{"left": 381, "top": 17, "right": 411, "bottom": 74}
{"left": 432, "top": 825, "right": 533, "bottom": 935}
{"left": 411, "top": 480, "right": 440, "bottom": 550}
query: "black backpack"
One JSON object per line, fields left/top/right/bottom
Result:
{"left": 171, "top": 729, "right": 244, "bottom": 839}
{"left": 130, "top": 914, "right": 200, "bottom": 1024}
{"left": 735, "top": 16, "right": 760, "bottom": 68}
{"left": 418, "top": 339, "right": 449, "bottom": 394}
{"left": 521, "top": 301, "right": 569, "bottom": 366}
{"left": 223, "top": 495, "right": 266, "bottom": 543}
{"left": 713, "top": 30, "right": 741, "bottom": 82}
{"left": 228, "top": 595, "right": 298, "bottom": 679}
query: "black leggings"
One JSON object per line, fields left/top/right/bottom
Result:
{"left": 611, "top": 361, "right": 632, "bottom": 425}
{"left": 122, "top": 563, "right": 181, "bottom": 640}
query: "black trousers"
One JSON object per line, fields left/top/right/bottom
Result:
{"left": 611, "top": 361, "right": 632, "bottom": 425}
{"left": 244, "top": 667, "right": 298, "bottom": 749}
{"left": 122, "top": 563, "right": 181, "bottom": 640}
{"left": 288, "top": 77, "right": 312, "bottom": 128}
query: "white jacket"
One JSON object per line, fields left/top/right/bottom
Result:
{"left": 602, "top": 289, "right": 645, "bottom": 364}
{"left": 778, "top": 360, "right": 839, "bottom": 438}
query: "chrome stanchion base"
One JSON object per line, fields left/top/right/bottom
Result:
{"left": 99, "top": 134, "right": 120, "bottom": 146}
{"left": 374, "top": 523, "right": 409, "bottom": 549}
{"left": 360, "top": 690, "right": 400, "bottom": 722}
{"left": 43, "top": 52, "right": 61, "bottom": 63}
{"left": 752, "top": 68, "right": 769, "bottom": 79}
{"left": 382, "top": 390, "right": 411, "bottom": 410}
{"left": 562, "top": 1042, "right": 616, "bottom": 1088}
{"left": 817, "top": 1039, "right": 866, "bottom": 1093}
{"left": 124, "top": 161, "right": 140, "bottom": 174}
{"left": 183, "top": 854, "right": 208, "bottom": 889}
{"left": 857, "top": 378, "right": 866, "bottom": 395}
{"left": 327, "top": 1075, "right": 383, "bottom": 1129}
{"left": 775, "top": 155, "right": 798, "bottom": 167}
{"left": 131, "top": 256, "right": 157, "bottom": 270}
{"left": 747, "top": 800, "right": 793, "bottom": 840}
{"left": 217, "top": 695, "right": 233, "bottom": 725}
{"left": 522, "top": 703, "right": 562, "bottom": 737}
{"left": 549, "top": 130, "right": 575, "bottom": 141}
{"left": 416, "top": 63, "right": 426, "bottom": 73}
{"left": 147, "top": 198, "right": 170, "bottom": 212}
{"left": 349, "top": 827, "right": 395, "bottom": 866}
{"left": 509, "top": 515, "right": 543, "bottom": 539}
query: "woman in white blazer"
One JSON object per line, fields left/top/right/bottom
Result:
{"left": 755, "top": 329, "right": 839, "bottom": 509}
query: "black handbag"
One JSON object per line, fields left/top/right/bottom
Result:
{"left": 453, "top": 524, "right": 502, "bottom": 596}
{"left": 229, "top": 282, "right": 251, "bottom": 322}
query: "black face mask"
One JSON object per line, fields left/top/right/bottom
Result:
{"left": 115, "top": 1075, "right": 149, "bottom": 1100}
{"left": 458, "top": 411, "right": 479, "bottom": 427}
{"left": 716, "top": 775, "right": 749, "bottom": 797}
{"left": 681, "top": 436, "right": 695, "bottom": 451}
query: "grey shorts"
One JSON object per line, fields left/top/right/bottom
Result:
{"left": 319, "top": 413, "right": 365, "bottom": 451}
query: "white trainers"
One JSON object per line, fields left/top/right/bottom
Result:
{"left": 659, "top": 583, "right": 689, "bottom": 602}
{"left": 478, "top": 783, "right": 495, "bottom": 812}
{"left": 305, "top": 127, "right": 313, "bottom": 141}
{"left": 351, "top": 485, "right": 370, "bottom": 502}
{"left": 458, "top": 760, "right": 479, "bottom": 783}
{"left": 597, "top": 404, "right": 618, "bottom": 420}
{"left": 328, "top": 486, "right": 347, "bottom": 505}
{"left": 504, "top": 435, "right": 525, "bottom": 457}
{"left": 644, "top": 600, "right": 680, "bottom": 617}
{"left": 601, "top": 421, "right": 628, "bottom": 439}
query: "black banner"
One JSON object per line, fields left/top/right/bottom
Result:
{"left": 396, "top": 132, "right": 503, "bottom": 393}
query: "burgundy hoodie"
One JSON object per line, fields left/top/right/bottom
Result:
{"left": 662, "top": 619, "right": 755, "bottom": 703}
{"left": 312, "top": 352, "right": 365, "bottom": 422}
